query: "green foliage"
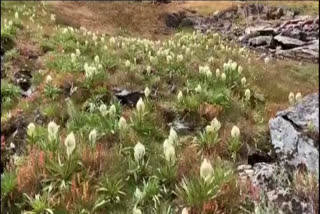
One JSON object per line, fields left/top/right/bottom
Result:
{"left": 44, "top": 84, "right": 62, "bottom": 100}
{"left": 1, "top": 171, "right": 17, "bottom": 201}
{"left": 22, "top": 192, "right": 54, "bottom": 214}
{"left": 1, "top": 80, "right": 21, "bottom": 110}
{"left": 93, "top": 176, "right": 126, "bottom": 211}
{"left": 42, "top": 153, "right": 81, "bottom": 195}
{"left": 175, "top": 163, "right": 233, "bottom": 211}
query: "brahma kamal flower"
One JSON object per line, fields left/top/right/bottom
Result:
{"left": 136, "top": 98, "right": 145, "bottom": 113}
{"left": 65, "top": 132, "right": 76, "bottom": 157}
{"left": 288, "top": 92, "right": 295, "bottom": 105}
{"left": 99, "top": 104, "right": 108, "bottom": 117}
{"left": 118, "top": 117, "right": 128, "bottom": 131}
{"left": 231, "top": 125, "right": 240, "bottom": 138}
{"left": 221, "top": 73, "right": 226, "bottom": 81}
{"left": 241, "top": 77, "right": 246, "bottom": 86}
{"left": 200, "top": 158, "right": 213, "bottom": 181}
{"left": 89, "top": 129, "right": 97, "bottom": 145}
{"left": 134, "top": 142, "right": 145, "bottom": 162}
{"left": 144, "top": 87, "right": 151, "bottom": 98}
{"left": 295, "top": 92, "right": 302, "bottom": 103}
{"left": 164, "top": 143, "right": 175, "bottom": 163}
{"left": 27, "top": 123, "right": 36, "bottom": 137}
{"left": 210, "top": 118, "right": 221, "bottom": 132}
{"left": 48, "top": 121, "right": 59, "bottom": 142}
{"left": 245, "top": 89, "right": 251, "bottom": 101}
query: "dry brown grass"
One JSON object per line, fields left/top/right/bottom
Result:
{"left": 16, "top": 148, "right": 45, "bottom": 195}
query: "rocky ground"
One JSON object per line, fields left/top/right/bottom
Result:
{"left": 165, "top": 3, "right": 319, "bottom": 62}
{"left": 1, "top": 2, "right": 318, "bottom": 213}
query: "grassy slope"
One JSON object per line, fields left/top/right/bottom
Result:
{"left": 1, "top": 1, "right": 319, "bottom": 214}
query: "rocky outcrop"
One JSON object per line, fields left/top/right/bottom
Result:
{"left": 238, "top": 163, "right": 315, "bottom": 214}
{"left": 269, "top": 93, "right": 319, "bottom": 175}
{"left": 164, "top": 3, "right": 319, "bottom": 61}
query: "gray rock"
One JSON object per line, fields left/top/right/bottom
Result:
{"left": 238, "top": 163, "right": 315, "bottom": 214}
{"left": 180, "top": 17, "right": 195, "bottom": 27}
{"left": 281, "top": 28, "right": 307, "bottom": 41}
{"left": 248, "top": 36, "right": 274, "bottom": 47}
{"left": 276, "top": 40, "right": 319, "bottom": 61}
{"left": 269, "top": 93, "right": 319, "bottom": 175}
{"left": 274, "top": 35, "right": 305, "bottom": 48}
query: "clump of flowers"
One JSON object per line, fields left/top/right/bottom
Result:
{"left": 289, "top": 92, "right": 303, "bottom": 105}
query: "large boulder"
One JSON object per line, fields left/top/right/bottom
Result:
{"left": 269, "top": 93, "right": 319, "bottom": 175}
{"left": 238, "top": 163, "right": 315, "bottom": 214}
{"left": 274, "top": 35, "right": 306, "bottom": 49}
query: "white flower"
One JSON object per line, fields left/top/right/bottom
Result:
{"left": 177, "top": 91, "right": 183, "bottom": 102}
{"left": 71, "top": 53, "right": 76, "bottom": 63}
{"left": 163, "top": 138, "right": 173, "bottom": 151}
{"left": 210, "top": 118, "right": 221, "bottom": 132}
{"left": 85, "top": 40, "right": 88, "bottom": 46}
{"left": 134, "top": 142, "right": 145, "bottom": 162}
{"left": 185, "top": 47, "right": 191, "bottom": 55}
{"left": 238, "top": 66, "right": 243, "bottom": 74}
{"left": 125, "top": 60, "right": 131, "bottom": 68}
{"left": 231, "top": 62, "right": 237, "bottom": 71}
{"left": 169, "top": 127, "right": 178, "bottom": 143}
{"left": 264, "top": 57, "right": 270, "bottom": 64}
{"left": 89, "top": 129, "right": 97, "bottom": 145}
{"left": 94, "top": 55, "right": 100, "bottom": 64}
{"left": 181, "top": 208, "right": 189, "bottom": 214}
{"left": 144, "top": 87, "right": 150, "bottom": 98}
{"left": 241, "top": 77, "right": 246, "bottom": 86}
{"left": 208, "top": 57, "right": 214, "bottom": 63}
{"left": 62, "top": 28, "right": 68, "bottom": 34}
{"left": 50, "top": 14, "right": 56, "bottom": 21}
{"left": 164, "top": 143, "right": 175, "bottom": 162}
{"left": 205, "top": 125, "right": 215, "bottom": 133}
{"left": 133, "top": 207, "right": 142, "bottom": 214}
{"left": 118, "top": 117, "right": 128, "bottom": 131}
{"left": 166, "top": 55, "right": 172, "bottom": 64}
{"left": 245, "top": 89, "right": 251, "bottom": 101}
{"left": 76, "top": 49, "right": 81, "bottom": 57}
{"left": 46, "top": 75, "right": 53, "bottom": 84}
{"left": 221, "top": 73, "right": 226, "bottom": 81}
{"left": 146, "top": 65, "right": 152, "bottom": 74}
{"left": 288, "top": 92, "right": 295, "bottom": 105}
{"left": 98, "top": 64, "right": 103, "bottom": 69}
{"left": 92, "top": 34, "right": 97, "bottom": 41}
{"left": 136, "top": 98, "right": 145, "bottom": 113}
{"left": 48, "top": 121, "right": 59, "bottom": 142}
{"left": 295, "top": 92, "right": 302, "bottom": 103}
{"left": 195, "top": 84, "right": 202, "bottom": 93}
{"left": 27, "top": 123, "right": 36, "bottom": 137}
{"left": 110, "top": 37, "right": 116, "bottom": 44}
{"left": 231, "top": 125, "right": 240, "bottom": 138}
{"left": 101, "top": 37, "right": 105, "bottom": 42}
{"left": 109, "top": 104, "right": 117, "bottom": 117}
{"left": 215, "top": 69, "right": 221, "bottom": 78}
{"left": 15, "top": 12, "right": 19, "bottom": 19}
{"left": 99, "top": 104, "right": 108, "bottom": 116}
{"left": 65, "top": 132, "right": 76, "bottom": 157}
{"left": 200, "top": 159, "right": 213, "bottom": 180}
{"left": 177, "top": 54, "right": 183, "bottom": 62}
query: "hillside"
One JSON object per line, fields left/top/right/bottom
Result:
{"left": 1, "top": 1, "right": 319, "bottom": 214}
